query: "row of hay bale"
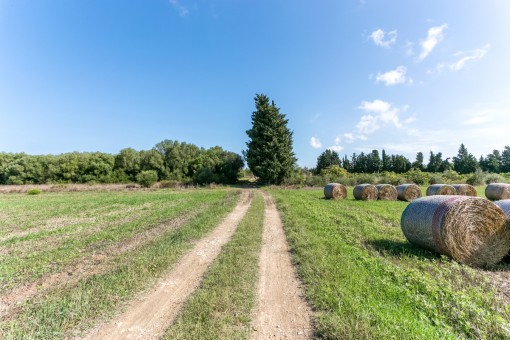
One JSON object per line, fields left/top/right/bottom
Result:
{"left": 401, "top": 195, "right": 510, "bottom": 267}
{"left": 427, "top": 183, "right": 510, "bottom": 200}
{"left": 324, "top": 183, "right": 421, "bottom": 202}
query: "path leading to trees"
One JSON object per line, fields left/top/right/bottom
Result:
{"left": 250, "top": 191, "right": 312, "bottom": 339}
{"left": 84, "top": 190, "right": 253, "bottom": 340}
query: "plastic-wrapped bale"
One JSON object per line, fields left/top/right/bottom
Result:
{"left": 495, "top": 199, "right": 510, "bottom": 218}
{"left": 401, "top": 196, "right": 510, "bottom": 266}
{"left": 353, "top": 184, "right": 378, "bottom": 201}
{"left": 396, "top": 184, "right": 422, "bottom": 202}
{"left": 375, "top": 184, "right": 397, "bottom": 201}
{"left": 485, "top": 183, "right": 510, "bottom": 201}
{"left": 426, "top": 184, "right": 456, "bottom": 196}
{"left": 452, "top": 184, "right": 477, "bottom": 197}
{"left": 323, "top": 183, "right": 347, "bottom": 200}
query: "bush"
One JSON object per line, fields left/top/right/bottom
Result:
{"left": 378, "top": 171, "right": 406, "bottom": 186}
{"left": 485, "top": 173, "right": 506, "bottom": 184}
{"left": 405, "top": 169, "right": 430, "bottom": 185}
{"left": 27, "top": 188, "right": 42, "bottom": 195}
{"left": 136, "top": 170, "right": 158, "bottom": 188}
{"left": 466, "top": 169, "right": 485, "bottom": 186}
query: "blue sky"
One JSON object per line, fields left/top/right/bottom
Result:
{"left": 1, "top": 1, "right": 509, "bottom": 168}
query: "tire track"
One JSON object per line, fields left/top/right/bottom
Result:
{"left": 250, "top": 190, "right": 312, "bottom": 339}
{"left": 83, "top": 190, "right": 253, "bottom": 340}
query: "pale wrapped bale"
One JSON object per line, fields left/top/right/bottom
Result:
{"left": 452, "top": 184, "right": 477, "bottom": 196}
{"left": 495, "top": 199, "right": 510, "bottom": 218}
{"left": 396, "top": 184, "right": 422, "bottom": 202}
{"left": 353, "top": 184, "right": 378, "bottom": 201}
{"left": 375, "top": 184, "right": 397, "bottom": 201}
{"left": 485, "top": 183, "right": 510, "bottom": 201}
{"left": 401, "top": 196, "right": 510, "bottom": 266}
{"left": 323, "top": 183, "right": 347, "bottom": 200}
{"left": 426, "top": 184, "right": 456, "bottom": 196}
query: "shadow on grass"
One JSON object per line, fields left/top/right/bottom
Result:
{"left": 366, "top": 239, "right": 440, "bottom": 261}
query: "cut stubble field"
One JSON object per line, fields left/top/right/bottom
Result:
{"left": 1, "top": 186, "right": 510, "bottom": 339}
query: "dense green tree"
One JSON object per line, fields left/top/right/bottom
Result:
{"left": 453, "top": 144, "right": 478, "bottom": 174}
{"left": 315, "top": 149, "right": 341, "bottom": 174}
{"left": 412, "top": 152, "right": 425, "bottom": 171}
{"left": 501, "top": 146, "right": 510, "bottom": 173}
{"left": 381, "top": 149, "right": 391, "bottom": 172}
{"left": 244, "top": 94, "right": 296, "bottom": 184}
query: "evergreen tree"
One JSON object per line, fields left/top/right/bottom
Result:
{"left": 315, "top": 149, "right": 341, "bottom": 174}
{"left": 501, "top": 146, "right": 510, "bottom": 173}
{"left": 244, "top": 94, "right": 296, "bottom": 184}
{"left": 412, "top": 152, "right": 425, "bottom": 170}
{"left": 381, "top": 149, "right": 391, "bottom": 171}
{"left": 453, "top": 144, "right": 478, "bottom": 174}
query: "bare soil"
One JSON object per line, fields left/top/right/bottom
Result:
{"left": 250, "top": 191, "right": 312, "bottom": 339}
{"left": 82, "top": 190, "right": 253, "bottom": 340}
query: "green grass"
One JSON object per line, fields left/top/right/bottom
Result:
{"left": 0, "top": 189, "right": 242, "bottom": 339}
{"left": 0, "top": 190, "right": 226, "bottom": 292}
{"left": 269, "top": 188, "right": 510, "bottom": 339}
{"left": 164, "top": 191, "right": 264, "bottom": 339}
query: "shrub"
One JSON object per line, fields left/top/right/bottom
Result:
{"left": 27, "top": 188, "right": 42, "bottom": 195}
{"left": 136, "top": 170, "right": 158, "bottom": 188}
{"left": 485, "top": 173, "right": 506, "bottom": 184}
{"left": 466, "top": 169, "right": 485, "bottom": 186}
{"left": 405, "top": 169, "right": 430, "bottom": 185}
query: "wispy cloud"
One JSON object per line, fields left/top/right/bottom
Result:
{"left": 169, "top": 0, "right": 189, "bottom": 17}
{"left": 356, "top": 99, "right": 403, "bottom": 134}
{"left": 370, "top": 29, "right": 397, "bottom": 48}
{"left": 310, "top": 137, "right": 322, "bottom": 149}
{"left": 418, "top": 24, "right": 447, "bottom": 62}
{"left": 375, "top": 66, "right": 412, "bottom": 86}
{"left": 343, "top": 133, "right": 355, "bottom": 144}
{"left": 328, "top": 136, "right": 343, "bottom": 152}
{"left": 436, "top": 44, "right": 490, "bottom": 72}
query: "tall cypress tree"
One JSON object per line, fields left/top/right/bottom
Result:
{"left": 244, "top": 94, "right": 296, "bottom": 184}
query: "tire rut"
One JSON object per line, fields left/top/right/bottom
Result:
{"left": 250, "top": 190, "right": 312, "bottom": 339}
{"left": 82, "top": 190, "right": 253, "bottom": 340}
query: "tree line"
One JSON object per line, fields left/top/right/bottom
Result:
{"left": 315, "top": 144, "right": 510, "bottom": 175}
{"left": 0, "top": 140, "right": 244, "bottom": 185}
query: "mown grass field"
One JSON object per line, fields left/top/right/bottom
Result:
{"left": 0, "top": 188, "right": 242, "bottom": 338}
{"left": 269, "top": 187, "right": 510, "bottom": 339}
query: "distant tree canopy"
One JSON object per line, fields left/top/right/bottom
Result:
{"left": 0, "top": 140, "right": 244, "bottom": 185}
{"left": 312, "top": 144, "right": 510, "bottom": 175}
{"left": 244, "top": 94, "right": 296, "bottom": 184}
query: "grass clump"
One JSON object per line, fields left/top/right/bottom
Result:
{"left": 164, "top": 191, "right": 264, "bottom": 339}
{"left": 26, "top": 188, "right": 42, "bottom": 195}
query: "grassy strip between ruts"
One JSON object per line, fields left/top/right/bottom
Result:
{"left": 164, "top": 190, "right": 264, "bottom": 340}
{"left": 0, "top": 189, "right": 241, "bottom": 339}
{"left": 269, "top": 188, "right": 510, "bottom": 339}
{"left": 0, "top": 190, "right": 223, "bottom": 292}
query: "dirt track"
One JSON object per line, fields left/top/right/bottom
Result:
{"left": 250, "top": 191, "right": 312, "bottom": 339}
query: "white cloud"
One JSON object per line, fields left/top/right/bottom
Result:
{"left": 328, "top": 145, "right": 344, "bottom": 152}
{"left": 334, "top": 136, "right": 341, "bottom": 144}
{"left": 375, "top": 66, "right": 410, "bottom": 86}
{"left": 310, "top": 137, "right": 322, "bottom": 149}
{"left": 449, "top": 44, "right": 490, "bottom": 71}
{"left": 418, "top": 24, "right": 447, "bottom": 62}
{"left": 343, "top": 133, "right": 355, "bottom": 143}
{"left": 169, "top": 0, "right": 189, "bottom": 16}
{"left": 370, "top": 29, "right": 397, "bottom": 48}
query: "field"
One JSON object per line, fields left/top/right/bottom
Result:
{"left": 1, "top": 186, "right": 510, "bottom": 339}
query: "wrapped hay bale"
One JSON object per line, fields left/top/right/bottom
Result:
{"left": 426, "top": 184, "right": 456, "bottom": 196}
{"left": 495, "top": 199, "right": 510, "bottom": 218}
{"left": 324, "top": 183, "right": 347, "bottom": 200}
{"left": 396, "top": 184, "right": 422, "bottom": 202}
{"left": 452, "top": 184, "right": 477, "bottom": 196}
{"left": 375, "top": 184, "right": 397, "bottom": 201}
{"left": 401, "top": 196, "right": 510, "bottom": 266}
{"left": 353, "top": 184, "right": 378, "bottom": 201}
{"left": 485, "top": 183, "right": 510, "bottom": 201}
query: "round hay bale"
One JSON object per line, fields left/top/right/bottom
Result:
{"left": 323, "top": 183, "right": 347, "bottom": 200}
{"left": 375, "top": 184, "right": 397, "bottom": 201}
{"left": 485, "top": 183, "right": 510, "bottom": 201}
{"left": 396, "top": 184, "right": 422, "bottom": 202}
{"left": 495, "top": 199, "right": 510, "bottom": 218}
{"left": 401, "top": 196, "right": 510, "bottom": 266}
{"left": 452, "top": 184, "right": 477, "bottom": 196}
{"left": 426, "top": 184, "right": 456, "bottom": 196}
{"left": 353, "top": 184, "right": 378, "bottom": 201}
